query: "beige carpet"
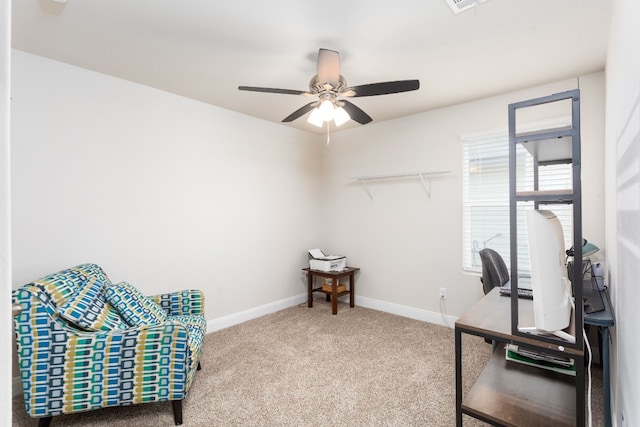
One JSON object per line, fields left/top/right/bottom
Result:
{"left": 12, "top": 297, "right": 604, "bottom": 426}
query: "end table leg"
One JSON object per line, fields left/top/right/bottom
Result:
{"left": 349, "top": 272, "right": 355, "bottom": 308}
{"left": 332, "top": 283, "right": 338, "bottom": 315}
{"left": 307, "top": 272, "right": 313, "bottom": 308}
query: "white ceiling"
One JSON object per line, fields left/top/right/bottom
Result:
{"left": 11, "top": 0, "right": 612, "bottom": 134}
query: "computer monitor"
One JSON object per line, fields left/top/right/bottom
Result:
{"left": 518, "top": 209, "right": 575, "bottom": 343}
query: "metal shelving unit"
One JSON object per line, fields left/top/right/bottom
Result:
{"left": 454, "top": 89, "right": 586, "bottom": 427}
{"left": 508, "top": 89, "right": 585, "bottom": 426}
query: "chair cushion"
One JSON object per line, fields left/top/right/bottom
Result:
{"left": 33, "top": 271, "right": 84, "bottom": 307}
{"left": 104, "top": 281, "right": 168, "bottom": 327}
{"left": 57, "top": 277, "right": 128, "bottom": 331}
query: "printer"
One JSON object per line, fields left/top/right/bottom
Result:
{"left": 308, "top": 248, "right": 347, "bottom": 272}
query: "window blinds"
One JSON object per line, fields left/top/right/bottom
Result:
{"left": 462, "top": 132, "right": 573, "bottom": 275}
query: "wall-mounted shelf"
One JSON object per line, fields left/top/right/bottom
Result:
{"left": 350, "top": 170, "right": 451, "bottom": 200}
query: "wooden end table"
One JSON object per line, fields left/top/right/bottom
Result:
{"left": 303, "top": 267, "right": 360, "bottom": 315}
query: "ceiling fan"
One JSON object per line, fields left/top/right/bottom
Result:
{"left": 238, "top": 49, "right": 420, "bottom": 128}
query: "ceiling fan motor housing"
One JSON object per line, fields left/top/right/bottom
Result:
{"left": 309, "top": 74, "right": 348, "bottom": 94}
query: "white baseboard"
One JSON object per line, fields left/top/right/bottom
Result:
{"left": 207, "top": 294, "right": 458, "bottom": 333}
{"left": 206, "top": 293, "right": 457, "bottom": 333}
{"left": 356, "top": 295, "right": 458, "bottom": 328}
{"left": 206, "top": 293, "right": 307, "bottom": 333}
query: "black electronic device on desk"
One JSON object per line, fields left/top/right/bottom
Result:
{"left": 498, "top": 278, "right": 533, "bottom": 299}
{"left": 569, "top": 256, "right": 605, "bottom": 314}
{"left": 583, "top": 276, "right": 605, "bottom": 314}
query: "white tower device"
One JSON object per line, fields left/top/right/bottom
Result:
{"left": 519, "top": 209, "right": 575, "bottom": 343}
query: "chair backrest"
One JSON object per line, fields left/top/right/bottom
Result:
{"left": 478, "top": 248, "right": 510, "bottom": 295}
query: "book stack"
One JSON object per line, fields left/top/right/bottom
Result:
{"left": 505, "top": 344, "right": 576, "bottom": 376}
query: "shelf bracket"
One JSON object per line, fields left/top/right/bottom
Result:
{"left": 418, "top": 173, "right": 432, "bottom": 199}
{"left": 358, "top": 178, "right": 374, "bottom": 200}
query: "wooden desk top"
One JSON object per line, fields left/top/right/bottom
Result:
{"left": 457, "top": 289, "right": 582, "bottom": 426}
{"left": 455, "top": 288, "right": 582, "bottom": 357}
{"left": 303, "top": 267, "right": 360, "bottom": 277}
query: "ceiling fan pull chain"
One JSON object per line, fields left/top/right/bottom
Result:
{"left": 326, "top": 122, "right": 331, "bottom": 145}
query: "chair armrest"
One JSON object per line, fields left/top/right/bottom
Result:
{"left": 151, "top": 289, "right": 205, "bottom": 316}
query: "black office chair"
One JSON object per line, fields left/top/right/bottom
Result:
{"left": 478, "top": 248, "right": 510, "bottom": 350}
{"left": 479, "top": 248, "right": 510, "bottom": 295}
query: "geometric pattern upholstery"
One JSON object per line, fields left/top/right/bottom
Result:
{"left": 104, "top": 281, "right": 168, "bottom": 327}
{"left": 12, "top": 264, "right": 206, "bottom": 423}
{"left": 168, "top": 314, "right": 207, "bottom": 363}
{"left": 32, "top": 263, "right": 112, "bottom": 307}
{"left": 152, "top": 290, "right": 205, "bottom": 317}
{"left": 57, "top": 276, "right": 128, "bottom": 331}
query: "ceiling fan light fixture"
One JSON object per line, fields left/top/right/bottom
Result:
{"left": 307, "top": 108, "right": 324, "bottom": 127}
{"left": 333, "top": 106, "right": 350, "bottom": 127}
{"left": 319, "top": 99, "right": 335, "bottom": 121}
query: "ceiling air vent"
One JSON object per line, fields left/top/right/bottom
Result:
{"left": 444, "top": 0, "right": 487, "bottom": 14}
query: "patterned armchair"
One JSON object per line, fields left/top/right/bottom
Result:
{"left": 12, "top": 263, "right": 206, "bottom": 426}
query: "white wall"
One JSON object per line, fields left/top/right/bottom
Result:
{"left": 10, "top": 49, "right": 323, "bottom": 321}
{"left": 1, "top": 0, "right": 12, "bottom": 424}
{"left": 320, "top": 73, "right": 606, "bottom": 320}
{"left": 9, "top": 47, "right": 611, "bottom": 418}
{"left": 605, "top": 0, "right": 640, "bottom": 425}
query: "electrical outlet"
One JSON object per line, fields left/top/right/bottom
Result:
{"left": 439, "top": 287, "right": 447, "bottom": 300}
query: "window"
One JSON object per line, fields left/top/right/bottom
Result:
{"left": 462, "top": 130, "right": 573, "bottom": 275}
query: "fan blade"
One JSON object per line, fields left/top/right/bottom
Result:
{"left": 282, "top": 102, "right": 317, "bottom": 122}
{"left": 341, "top": 100, "right": 372, "bottom": 125}
{"left": 348, "top": 80, "right": 420, "bottom": 97}
{"left": 238, "top": 86, "right": 308, "bottom": 96}
{"left": 317, "top": 49, "right": 340, "bottom": 88}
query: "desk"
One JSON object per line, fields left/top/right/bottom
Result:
{"left": 456, "top": 289, "right": 583, "bottom": 426}
{"left": 584, "top": 288, "right": 615, "bottom": 427}
{"left": 455, "top": 287, "right": 615, "bottom": 427}
{"left": 304, "top": 267, "right": 359, "bottom": 315}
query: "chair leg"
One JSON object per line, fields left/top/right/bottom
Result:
{"left": 38, "top": 417, "right": 52, "bottom": 427}
{"left": 172, "top": 400, "right": 183, "bottom": 426}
